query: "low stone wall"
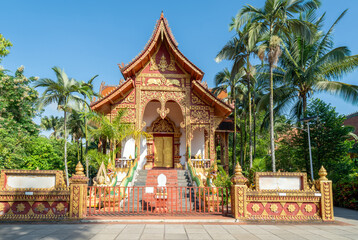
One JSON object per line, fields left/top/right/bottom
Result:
{"left": 231, "top": 165, "right": 334, "bottom": 222}
{"left": 0, "top": 162, "right": 88, "bottom": 221}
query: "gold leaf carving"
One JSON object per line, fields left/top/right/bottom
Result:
{"left": 16, "top": 203, "right": 25, "bottom": 212}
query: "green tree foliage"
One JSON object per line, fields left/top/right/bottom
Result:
{"left": 276, "top": 99, "right": 356, "bottom": 182}
{"left": 0, "top": 34, "right": 12, "bottom": 62}
{"left": 0, "top": 66, "right": 39, "bottom": 135}
{"left": 40, "top": 115, "right": 64, "bottom": 138}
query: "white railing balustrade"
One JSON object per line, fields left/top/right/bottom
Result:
{"left": 191, "top": 159, "right": 211, "bottom": 169}
{"left": 115, "top": 158, "right": 135, "bottom": 169}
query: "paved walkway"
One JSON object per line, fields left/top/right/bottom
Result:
{"left": 0, "top": 207, "right": 357, "bottom": 240}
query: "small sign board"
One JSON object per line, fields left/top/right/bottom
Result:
{"left": 145, "top": 187, "right": 154, "bottom": 194}
{"left": 255, "top": 172, "right": 307, "bottom": 191}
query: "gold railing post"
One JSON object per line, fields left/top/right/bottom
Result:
{"left": 231, "top": 163, "right": 248, "bottom": 220}
{"left": 317, "top": 166, "right": 334, "bottom": 221}
{"left": 69, "top": 161, "right": 89, "bottom": 219}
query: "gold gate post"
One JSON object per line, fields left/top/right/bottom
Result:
{"left": 317, "top": 166, "right": 334, "bottom": 221}
{"left": 69, "top": 161, "right": 89, "bottom": 219}
{"left": 231, "top": 163, "right": 248, "bottom": 220}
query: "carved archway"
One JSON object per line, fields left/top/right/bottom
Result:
{"left": 145, "top": 116, "right": 182, "bottom": 169}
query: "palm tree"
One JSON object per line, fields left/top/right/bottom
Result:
{"left": 270, "top": 9, "right": 358, "bottom": 119}
{"left": 213, "top": 68, "right": 246, "bottom": 171}
{"left": 40, "top": 115, "right": 64, "bottom": 138}
{"left": 216, "top": 19, "right": 259, "bottom": 169}
{"left": 77, "top": 75, "right": 99, "bottom": 177}
{"left": 89, "top": 109, "right": 149, "bottom": 166}
{"left": 67, "top": 109, "right": 85, "bottom": 162}
{"left": 35, "top": 67, "right": 85, "bottom": 186}
{"left": 235, "top": 0, "right": 320, "bottom": 172}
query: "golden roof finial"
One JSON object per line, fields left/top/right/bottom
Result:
{"left": 318, "top": 165, "right": 328, "bottom": 181}
{"left": 75, "top": 161, "right": 85, "bottom": 176}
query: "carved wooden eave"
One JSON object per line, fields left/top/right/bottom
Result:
{"left": 118, "top": 12, "right": 204, "bottom": 81}
{"left": 192, "top": 80, "right": 233, "bottom": 118}
{"left": 90, "top": 79, "right": 134, "bottom": 113}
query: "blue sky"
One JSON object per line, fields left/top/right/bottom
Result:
{"left": 1, "top": 0, "right": 358, "bottom": 120}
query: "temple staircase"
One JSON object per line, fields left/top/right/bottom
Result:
{"left": 122, "top": 169, "right": 194, "bottom": 212}
{"left": 134, "top": 169, "right": 193, "bottom": 187}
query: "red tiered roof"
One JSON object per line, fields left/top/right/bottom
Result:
{"left": 118, "top": 12, "right": 204, "bottom": 81}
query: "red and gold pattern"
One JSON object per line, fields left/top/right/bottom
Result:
{"left": 0, "top": 162, "right": 88, "bottom": 221}
{"left": 231, "top": 164, "right": 334, "bottom": 222}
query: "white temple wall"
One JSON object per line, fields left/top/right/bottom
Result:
{"left": 138, "top": 100, "right": 186, "bottom": 168}
{"left": 191, "top": 128, "right": 205, "bottom": 158}
{"left": 121, "top": 137, "right": 135, "bottom": 159}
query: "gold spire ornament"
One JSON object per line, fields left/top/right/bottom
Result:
{"left": 75, "top": 161, "right": 85, "bottom": 176}
{"left": 318, "top": 166, "right": 328, "bottom": 181}
{"left": 231, "top": 163, "right": 247, "bottom": 185}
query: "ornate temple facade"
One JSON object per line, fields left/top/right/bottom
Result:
{"left": 90, "top": 13, "right": 233, "bottom": 170}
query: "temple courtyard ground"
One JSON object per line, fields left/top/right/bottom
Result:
{"left": 0, "top": 207, "right": 357, "bottom": 240}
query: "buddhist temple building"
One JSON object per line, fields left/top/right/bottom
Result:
{"left": 90, "top": 13, "right": 233, "bottom": 170}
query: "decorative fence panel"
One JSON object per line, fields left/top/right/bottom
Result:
{"left": 0, "top": 162, "right": 88, "bottom": 221}
{"left": 87, "top": 186, "right": 231, "bottom": 216}
{"left": 231, "top": 164, "right": 334, "bottom": 222}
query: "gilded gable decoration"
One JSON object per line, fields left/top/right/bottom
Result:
{"left": 149, "top": 48, "right": 177, "bottom": 72}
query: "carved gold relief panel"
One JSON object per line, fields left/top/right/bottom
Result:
{"left": 191, "top": 110, "right": 209, "bottom": 123}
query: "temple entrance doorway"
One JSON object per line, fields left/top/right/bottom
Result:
{"left": 153, "top": 134, "right": 173, "bottom": 168}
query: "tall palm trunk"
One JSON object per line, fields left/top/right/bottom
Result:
{"left": 232, "top": 91, "right": 237, "bottom": 174}
{"left": 253, "top": 97, "right": 257, "bottom": 159}
{"left": 85, "top": 115, "right": 89, "bottom": 177}
{"left": 64, "top": 110, "right": 69, "bottom": 187}
{"left": 302, "top": 94, "right": 308, "bottom": 117}
{"left": 247, "top": 56, "right": 253, "bottom": 168}
{"left": 269, "top": 66, "right": 276, "bottom": 172}
{"left": 240, "top": 120, "right": 244, "bottom": 166}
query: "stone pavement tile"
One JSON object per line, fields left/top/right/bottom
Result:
{"left": 90, "top": 233, "right": 119, "bottom": 240}
{"left": 64, "top": 233, "right": 96, "bottom": 240}
{"left": 165, "top": 233, "right": 189, "bottom": 240}
{"left": 274, "top": 233, "right": 309, "bottom": 240}
{"left": 239, "top": 226, "right": 271, "bottom": 235}
{"left": 266, "top": 229, "right": 291, "bottom": 235}
{"left": 142, "top": 228, "right": 164, "bottom": 234}
{"left": 208, "top": 233, "right": 236, "bottom": 240}
{"left": 184, "top": 224, "right": 205, "bottom": 229}
{"left": 146, "top": 224, "right": 165, "bottom": 229}
{"left": 231, "top": 233, "right": 261, "bottom": 240}
{"left": 302, "top": 234, "right": 331, "bottom": 240}
{"left": 185, "top": 228, "right": 208, "bottom": 233}
{"left": 140, "top": 233, "right": 163, "bottom": 239}
{"left": 0, "top": 235, "right": 24, "bottom": 240}
{"left": 307, "top": 229, "right": 349, "bottom": 239}
{"left": 187, "top": 233, "right": 213, "bottom": 240}
{"left": 98, "top": 228, "right": 124, "bottom": 234}
{"left": 115, "top": 233, "right": 141, "bottom": 240}
{"left": 325, "top": 228, "right": 355, "bottom": 235}
{"left": 257, "top": 225, "right": 281, "bottom": 230}
{"left": 40, "top": 233, "right": 73, "bottom": 240}
{"left": 16, "top": 235, "right": 43, "bottom": 240}
{"left": 165, "top": 228, "right": 186, "bottom": 234}
{"left": 283, "top": 229, "right": 310, "bottom": 235}
{"left": 255, "top": 234, "right": 282, "bottom": 240}
{"left": 345, "top": 234, "right": 358, "bottom": 240}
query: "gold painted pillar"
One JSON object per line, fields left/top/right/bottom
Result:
{"left": 69, "top": 162, "right": 88, "bottom": 219}
{"left": 224, "top": 132, "right": 229, "bottom": 173}
{"left": 231, "top": 163, "right": 248, "bottom": 220}
{"left": 317, "top": 166, "right": 334, "bottom": 221}
{"left": 185, "top": 83, "right": 191, "bottom": 161}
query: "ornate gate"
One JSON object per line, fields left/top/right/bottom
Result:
{"left": 87, "top": 186, "right": 230, "bottom": 216}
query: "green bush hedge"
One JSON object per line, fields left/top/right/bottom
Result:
{"left": 333, "top": 179, "right": 358, "bottom": 210}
